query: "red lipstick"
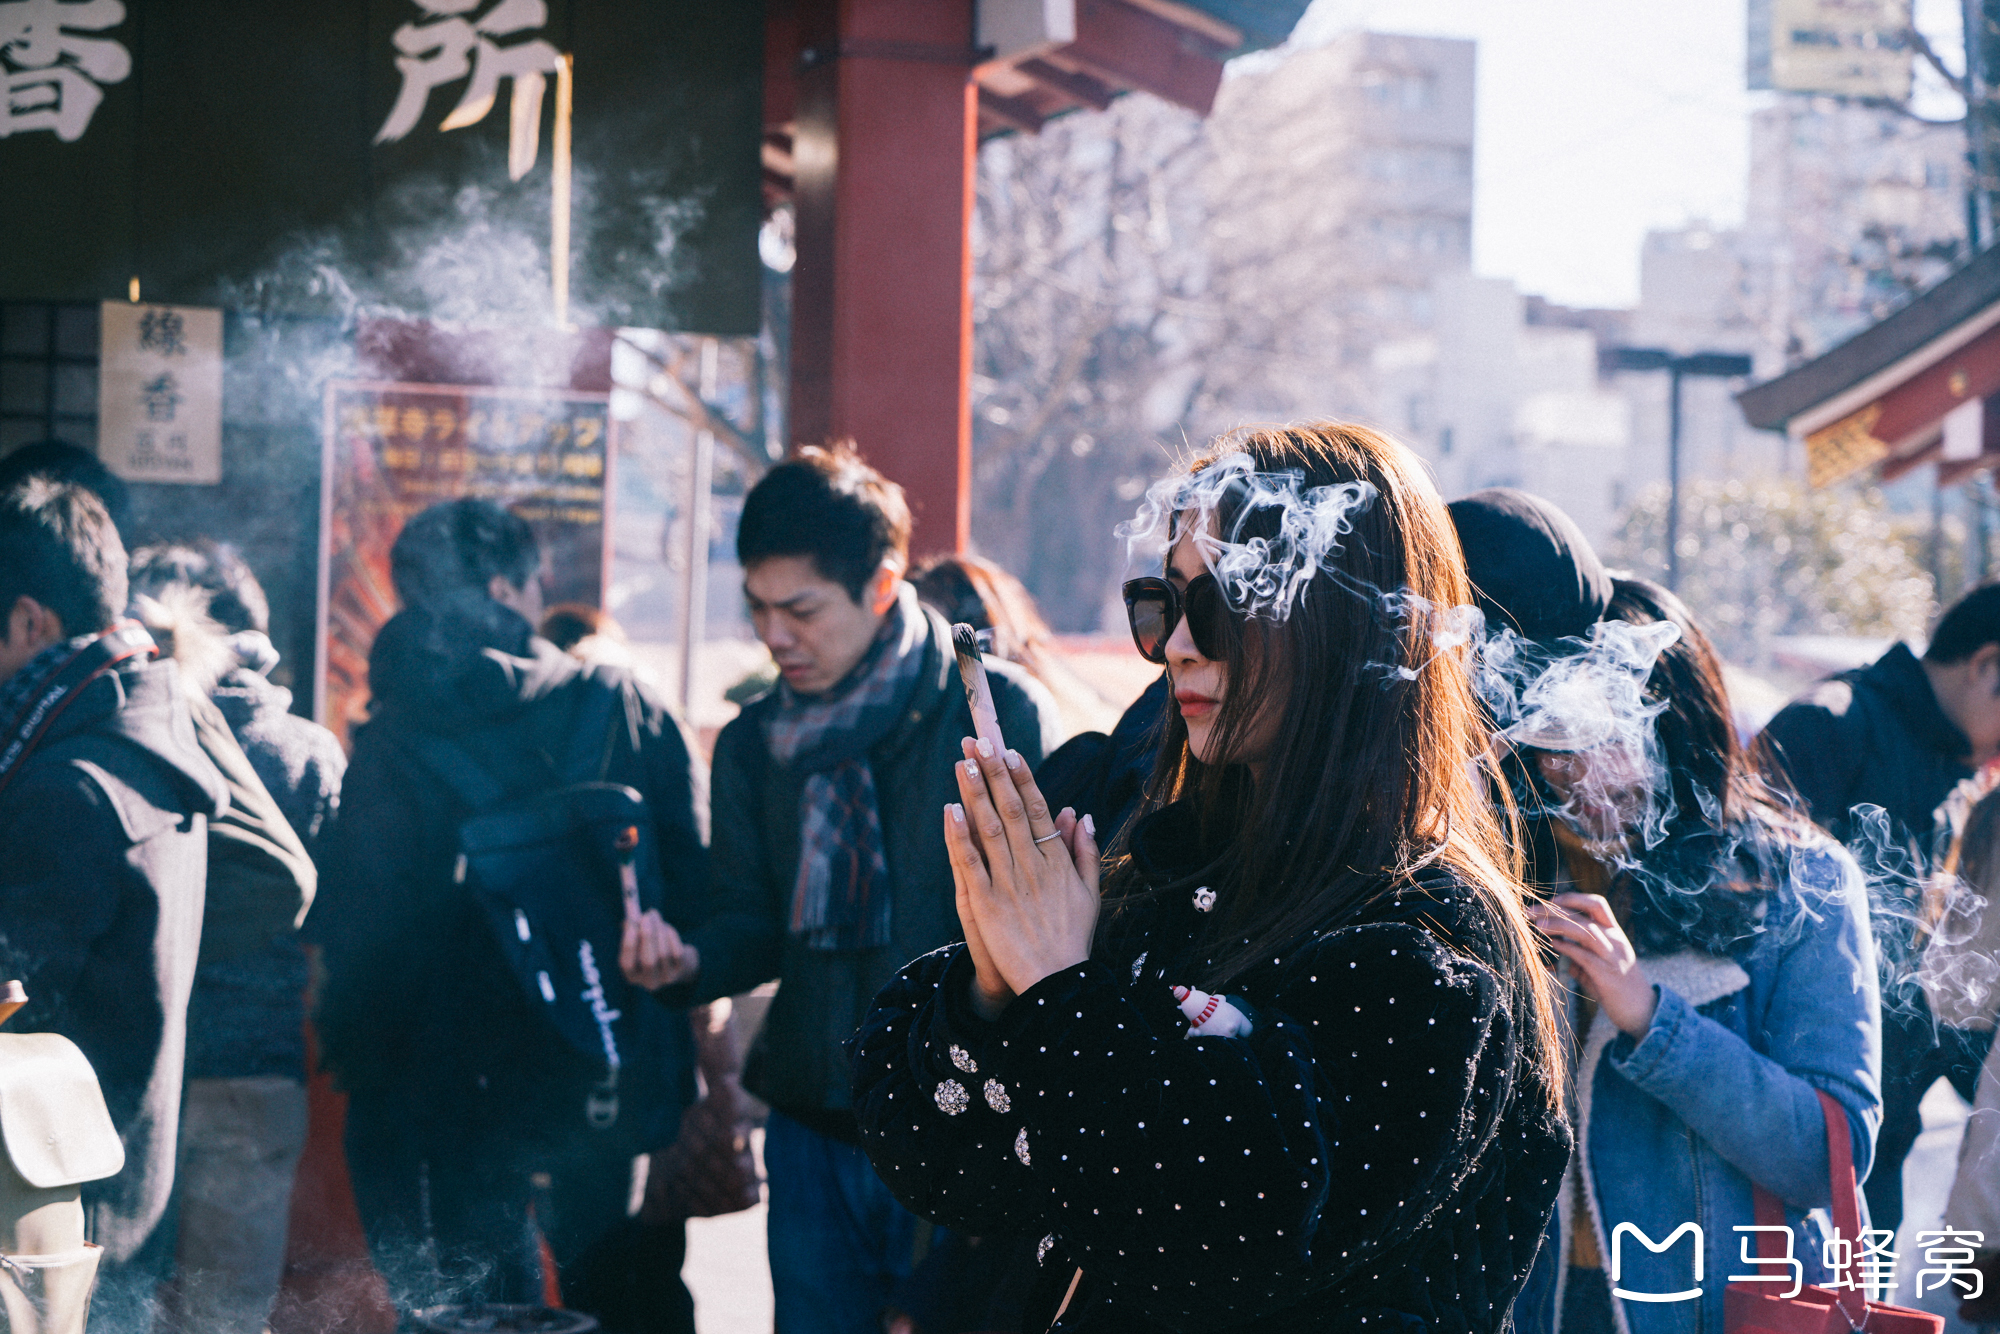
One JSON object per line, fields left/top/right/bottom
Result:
{"left": 1175, "top": 690, "right": 1218, "bottom": 719}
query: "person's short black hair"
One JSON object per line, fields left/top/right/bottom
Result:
{"left": 0, "top": 440, "right": 131, "bottom": 533}
{"left": 0, "top": 477, "right": 128, "bottom": 637}
{"left": 129, "top": 539, "right": 269, "bottom": 636}
{"left": 390, "top": 498, "right": 540, "bottom": 609}
{"left": 1927, "top": 583, "right": 2000, "bottom": 663}
{"left": 737, "top": 443, "right": 911, "bottom": 603}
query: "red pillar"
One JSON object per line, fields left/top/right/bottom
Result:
{"left": 789, "top": 0, "right": 976, "bottom": 558}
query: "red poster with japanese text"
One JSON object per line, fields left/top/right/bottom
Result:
{"left": 316, "top": 380, "right": 614, "bottom": 748}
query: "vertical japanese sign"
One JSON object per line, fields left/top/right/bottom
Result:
{"left": 98, "top": 301, "right": 223, "bottom": 483}
{"left": 317, "top": 379, "right": 612, "bottom": 745}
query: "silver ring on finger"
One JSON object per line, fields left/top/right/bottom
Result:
{"left": 1033, "top": 831, "right": 1063, "bottom": 844}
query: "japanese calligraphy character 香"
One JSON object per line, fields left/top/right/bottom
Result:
{"left": 0, "top": 0, "right": 130, "bottom": 142}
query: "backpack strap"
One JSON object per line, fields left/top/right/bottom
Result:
{"left": 559, "top": 678, "right": 626, "bottom": 784}
{"left": 398, "top": 730, "right": 508, "bottom": 812}
{"left": 394, "top": 674, "right": 625, "bottom": 811}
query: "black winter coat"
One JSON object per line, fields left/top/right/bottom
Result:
{"left": 192, "top": 653, "right": 346, "bottom": 1081}
{"left": 850, "top": 804, "right": 1570, "bottom": 1333}
{"left": 1761, "top": 642, "right": 1970, "bottom": 858}
{"left": 0, "top": 653, "right": 226, "bottom": 1264}
{"left": 691, "top": 605, "right": 1058, "bottom": 1134}
{"left": 314, "top": 598, "right": 708, "bottom": 1149}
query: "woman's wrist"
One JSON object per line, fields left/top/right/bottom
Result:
{"left": 1007, "top": 950, "right": 1094, "bottom": 1000}
{"left": 970, "top": 967, "right": 1014, "bottom": 1021}
{"left": 1612, "top": 981, "right": 1660, "bottom": 1038}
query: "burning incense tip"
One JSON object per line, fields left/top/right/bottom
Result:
{"left": 951, "top": 622, "right": 1006, "bottom": 755}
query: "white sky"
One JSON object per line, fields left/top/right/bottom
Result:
{"left": 1278, "top": 0, "right": 1967, "bottom": 309}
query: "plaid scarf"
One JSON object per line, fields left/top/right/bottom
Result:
{"left": 0, "top": 623, "right": 157, "bottom": 795}
{"left": 764, "top": 583, "right": 931, "bottom": 951}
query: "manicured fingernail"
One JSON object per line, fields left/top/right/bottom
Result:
{"left": 949, "top": 804, "right": 965, "bottom": 825}
{"left": 965, "top": 759, "right": 981, "bottom": 778}
{"left": 1004, "top": 749, "right": 1023, "bottom": 770}
{"left": 976, "top": 738, "right": 994, "bottom": 758}
{"left": 1082, "top": 813, "right": 1095, "bottom": 839}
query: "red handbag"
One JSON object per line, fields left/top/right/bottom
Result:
{"left": 1725, "top": 1090, "right": 1943, "bottom": 1333}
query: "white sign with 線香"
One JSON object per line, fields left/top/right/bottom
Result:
{"left": 98, "top": 302, "right": 223, "bottom": 485}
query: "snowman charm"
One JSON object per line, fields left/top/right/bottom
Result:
{"left": 1172, "top": 985, "right": 1254, "bottom": 1038}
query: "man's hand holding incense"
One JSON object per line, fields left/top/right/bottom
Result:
{"left": 622, "top": 909, "right": 700, "bottom": 991}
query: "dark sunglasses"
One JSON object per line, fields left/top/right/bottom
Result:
{"left": 1122, "top": 573, "right": 1230, "bottom": 664}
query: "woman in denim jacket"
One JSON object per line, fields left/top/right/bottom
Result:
{"left": 1512, "top": 578, "right": 1881, "bottom": 1334}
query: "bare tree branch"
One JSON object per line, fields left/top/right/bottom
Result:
{"left": 1904, "top": 25, "right": 1969, "bottom": 97}
{"left": 613, "top": 334, "right": 774, "bottom": 478}
{"left": 1852, "top": 94, "right": 1965, "bottom": 126}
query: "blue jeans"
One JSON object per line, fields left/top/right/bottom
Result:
{"left": 764, "top": 1111, "right": 920, "bottom": 1334}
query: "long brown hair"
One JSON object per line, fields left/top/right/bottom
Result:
{"left": 1589, "top": 577, "right": 1807, "bottom": 956}
{"left": 1105, "top": 423, "right": 1564, "bottom": 1095}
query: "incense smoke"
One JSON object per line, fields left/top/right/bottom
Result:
{"left": 1116, "top": 449, "right": 1377, "bottom": 620}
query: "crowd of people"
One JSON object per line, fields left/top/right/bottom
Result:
{"left": 3, "top": 423, "right": 2000, "bottom": 1334}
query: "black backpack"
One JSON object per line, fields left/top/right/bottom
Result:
{"left": 400, "top": 681, "right": 672, "bottom": 1135}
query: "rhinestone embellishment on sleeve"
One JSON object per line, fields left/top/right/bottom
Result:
{"left": 1037, "top": 1234, "right": 1056, "bottom": 1265}
{"left": 949, "top": 1044, "right": 978, "bottom": 1074}
{"left": 1193, "top": 886, "right": 1216, "bottom": 912}
{"left": 934, "top": 1079, "right": 969, "bottom": 1115}
{"left": 1015, "top": 1126, "right": 1032, "bottom": 1166}
{"left": 984, "top": 1079, "right": 1011, "bottom": 1113}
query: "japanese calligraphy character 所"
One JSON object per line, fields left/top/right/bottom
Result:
{"left": 375, "top": 0, "right": 558, "bottom": 149}
{"left": 141, "top": 372, "right": 182, "bottom": 424}
{"left": 138, "top": 308, "right": 186, "bottom": 357}
{"left": 0, "top": 0, "right": 131, "bottom": 142}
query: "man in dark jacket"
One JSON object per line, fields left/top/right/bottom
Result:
{"left": 131, "top": 542, "right": 340, "bottom": 1334}
{"left": 315, "top": 499, "right": 707, "bottom": 1333}
{"left": 1762, "top": 584, "right": 2000, "bottom": 1235}
{"left": 0, "top": 476, "right": 226, "bottom": 1317}
{"left": 622, "top": 446, "right": 1058, "bottom": 1334}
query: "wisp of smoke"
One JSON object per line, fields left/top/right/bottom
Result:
{"left": 1491, "top": 619, "right": 1679, "bottom": 755}
{"left": 1115, "top": 453, "right": 1997, "bottom": 997}
{"left": 1466, "top": 612, "right": 1972, "bottom": 996}
{"left": 1116, "top": 450, "right": 1377, "bottom": 620}
{"left": 1468, "top": 613, "right": 1688, "bottom": 865}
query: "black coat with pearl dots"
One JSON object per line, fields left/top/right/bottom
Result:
{"left": 849, "top": 804, "right": 1572, "bottom": 1333}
